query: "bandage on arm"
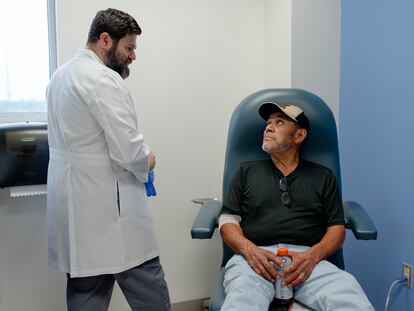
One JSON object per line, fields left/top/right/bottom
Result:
{"left": 218, "top": 213, "right": 242, "bottom": 231}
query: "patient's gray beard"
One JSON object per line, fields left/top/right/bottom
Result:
{"left": 262, "top": 143, "right": 271, "bottom": 153}
{"left": 262, "top": 142, "right": 289, "bottom": 153}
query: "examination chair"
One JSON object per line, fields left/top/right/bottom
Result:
{"left": 191, "top": 88, "right": 377, "bottom": 311}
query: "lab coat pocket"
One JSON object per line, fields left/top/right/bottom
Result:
{"left": 116, "top": 171, "right": 149, "bottom": 217}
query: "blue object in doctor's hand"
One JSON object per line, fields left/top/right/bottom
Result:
{"left": 145, "top": 170, "right": 157, "bottom": 197}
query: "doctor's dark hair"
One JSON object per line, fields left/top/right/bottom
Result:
{"left": 87, "top": 8, "right": 141, "bottom": 44}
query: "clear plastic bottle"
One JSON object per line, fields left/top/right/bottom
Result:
{"left": 272, "top": 247, "right": 293, "bottom": 310}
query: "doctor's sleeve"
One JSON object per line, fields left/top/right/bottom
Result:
{"left": 90, "top": 71, "right": 150, "bottom": 183}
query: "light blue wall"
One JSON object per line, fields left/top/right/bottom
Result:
{"left": 340, "top": 0, "right": 414, "bottom": 309}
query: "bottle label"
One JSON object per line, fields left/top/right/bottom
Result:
{"left": 275, "top": 255, "right": 293, "bottom": 300}
{"left": 275, "top": 283, "right": 293, "bottom": 299}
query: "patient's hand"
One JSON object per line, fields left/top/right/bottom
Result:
{"left": 241, "top": 242, "right": 281, "bottom": 282}
{"left": 281, "top": 249, "right": 318, "bottom": 287}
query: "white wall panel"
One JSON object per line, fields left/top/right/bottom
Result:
{"left": 292, "top": 0, "right": 341, "bottom": 125}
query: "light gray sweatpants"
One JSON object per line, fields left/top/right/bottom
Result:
{"left": 221, "top": 244, "right": 374, "bottom": 311}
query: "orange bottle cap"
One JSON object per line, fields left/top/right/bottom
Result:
{"left": 277, "top": 247, "right": 289, "bottom": 256}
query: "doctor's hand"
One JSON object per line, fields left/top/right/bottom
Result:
{"left": 281, "top": 249, "right": 318, "bottom": 287}
{"left": 241, "top": 241, "right": 282, "bottom": 282}
{"left": 149, "top": 152, "right": 156, "bottom": 170}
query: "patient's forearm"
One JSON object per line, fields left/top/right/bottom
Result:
{"left": 309, "top": 224, "right": 345, "bottom": 261}
{"left": 220, "top": 223, "right": 280, "bottom": 281}
{"left": 220, "top": 223, "right": 254, "bottom": 256}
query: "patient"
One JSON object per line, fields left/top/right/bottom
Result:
{"left": 218, "top": 102, "right": 374, "bottom": 311}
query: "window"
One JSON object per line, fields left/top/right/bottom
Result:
{"left": 0, "top": 0, "right": 56, "bottom": 121}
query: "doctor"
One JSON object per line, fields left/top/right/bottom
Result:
{"left": 46, "top": 8, "right": 170, "bottom": 311}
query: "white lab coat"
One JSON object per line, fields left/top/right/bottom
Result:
{"left": 46, "top": 49, "right": 159, "bottom": 277}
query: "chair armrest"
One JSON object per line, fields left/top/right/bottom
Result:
{"left": 343, "top": 201, "right": 377, "bottom": 240}
{"left": 191, "top": 199, "right": 221, "bottom": 239}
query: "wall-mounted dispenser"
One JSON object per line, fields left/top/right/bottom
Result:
{"left": 0, "top": 122, "right": 49, "bottom": 188}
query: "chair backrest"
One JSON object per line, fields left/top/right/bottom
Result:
{"left": 221, "top": 88, "right": 344, "bottom": 268}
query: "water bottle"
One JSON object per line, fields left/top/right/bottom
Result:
{"left": 271, "top": 247, "right": 293, "bottom": 310}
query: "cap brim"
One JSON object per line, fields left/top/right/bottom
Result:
{"left": 258, "top": 102, "right": 286, "bottom": 121}
{"left": 258, "top": 102, "right": 310, "bottom": 130}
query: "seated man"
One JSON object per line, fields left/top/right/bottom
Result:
{"left": 218, "top": 102, "right": 374, "bottom": 311}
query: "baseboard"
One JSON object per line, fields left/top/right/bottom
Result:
{"left": 171, "top": 298, "right": 209, "bottom": 311}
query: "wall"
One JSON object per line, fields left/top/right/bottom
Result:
{"left": 340, "top": 0, "right": 414, "bottom": 309}
{"left": 263, "top": 0, "right": 341, "bottom": 124}
{"left": 0, "top": 192, "right": 64, "bottom": 311}
{"left": 291, "top": 0, "right": 341, "bottom": 125}
{"left": 264, "top": 0, "right": 292, "bottom": 88}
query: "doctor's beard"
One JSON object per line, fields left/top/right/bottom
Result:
{"left": 106, "top": 45, "right": 130, "bottom": 79}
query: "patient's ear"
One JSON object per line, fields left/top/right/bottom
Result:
{"left": 294, "top": 128, "right": 307, "bottom": 144}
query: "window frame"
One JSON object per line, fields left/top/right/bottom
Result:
{"left": 0, "top": 0, "right": 57, "bottom": 123}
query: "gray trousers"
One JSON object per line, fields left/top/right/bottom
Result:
{"left": 66, "top": 257, "right": 170, "bottom": 311}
